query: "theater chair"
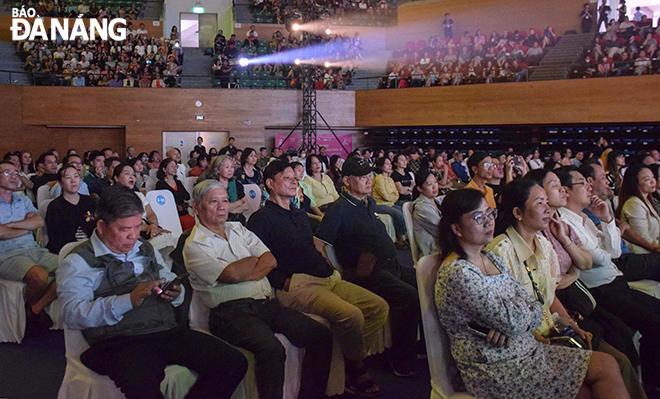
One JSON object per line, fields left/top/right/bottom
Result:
{"left": 57, "top": 242, "right": 198, "bottom": 399}
{"left": 322, "top": 244, "right": 392, "bottom": 355}
{"left": 628, "top": 280, "right": 660, "bottom": 299}
{"left": 188, "top": 291, "right": 346, "bottom": 398}
{"left": 146, "top": 190, "right": 183, "bottom": 240}
{"left": 416, "top": 254, "right": 476, "bottom": 399}
{"left": 36, "top": 184, "right": 53, "bottom": 207}
{"left": 402, "top": 202, "right": 420, "bottom": 266}
{"left": 377, "top": 213, "right": 397, "bottom": 242}
{"left": 242, "top": 184, "right": 262, "bottom": 222}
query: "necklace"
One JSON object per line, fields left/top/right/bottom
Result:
{"left": 473, "top": 253, "right": 490, "bottom": 276}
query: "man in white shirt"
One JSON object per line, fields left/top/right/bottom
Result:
{"left": 557, "top": 166, "right": 660, "bottom": 390}
{"left": 165, "top": 148, "right": 187, "bottom": 181}
{"left": 183, "top": 180, "right": 332, "bottom": 399}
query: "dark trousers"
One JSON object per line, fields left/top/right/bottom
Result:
{"left": 209, "top": 298, "right": 333, "bottom": 399}
{"left": 80, "top": 326, "right": 247, "bottom": 399}
{"left": 590, "top": 277, "right": 660, "bottom": 386}
{"left": 615, "top": 252, "right": 660, "bottom": 282}
{"left": 349, "top": 261, "right": 420, "bottom": 364}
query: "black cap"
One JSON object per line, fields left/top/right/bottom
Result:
{"left": 341, "top": 157, "right": 373, "bottom": 177}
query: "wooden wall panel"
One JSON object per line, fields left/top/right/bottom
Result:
{"left": 391, "top": 0, "right": 588, "bottom": 50}
{"left": 355, "top": 75, "right": 660, "bottom": 127}
{"left": 0, "top": 86, "right": 356, "bottom": 157}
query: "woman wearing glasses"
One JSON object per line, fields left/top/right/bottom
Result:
{"left": 436, "top": 188, "right": 627, "bottom": 399}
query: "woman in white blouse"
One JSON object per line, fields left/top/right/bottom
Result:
{"left": 529, "top": 148, "right": 544, "bottom": 170}
{"left": 616, "top": 164, "right": 660, "bottom": 253}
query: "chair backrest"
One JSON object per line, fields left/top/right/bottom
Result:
{"left": 242, "top": 184, "right": 262, "bottom": 222}
{"left": 323, "top": 243, "right": 343, "bottom": 274}
{"left": 183, "top": 177, "right": 197, "bottom": 201}
{"left": 37, "top": 185, "right": 52, "bottom": 205}
{"left": 189, "top": 290, "right": 210, "bottom": 333}
{"left": 145, "top": 177, "right": 158, "bottom": 192}
{"left": 146, "top": 190, "right": 183, "bottom": 240}
{"left": 416, "top": 255, "right": 474, "bottom": 399}
{"left": 38, "top": 198, "right": 54, "bottom": 248}
{"left": 59, "top": 241, "right": 87, "bottom": 359}
{"left": 402, "top": 201, "right": 420, "bottom": 264}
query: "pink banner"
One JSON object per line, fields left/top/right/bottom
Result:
{"left": 275, "top": 134, "right": 352, "bottom": 157}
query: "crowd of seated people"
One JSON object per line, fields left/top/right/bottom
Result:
{"left": 16, "top": 25, "right": 183, "bottom": 87}
{"left": 573, "top": 16, "right": 660, "bottom": 78}
{"left": 19, "top": 0, "right": 141, "bottom": 20}
{"left": 249, "top": 0, "right": 394, "bottom": 26}
{"left": 384, "top": 27, "right": 557, "bottom": 88}
{"left": 212, "top": 27, "right": 361, "bottom": 89}
{"left": 6, "top": 134, "right": 660, "bottom": 399}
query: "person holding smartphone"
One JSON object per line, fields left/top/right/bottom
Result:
{"left": 58, "top": 186, "right": 247, "bottom": 399}
{"left": 435, "top": 189, "right": 627, "bottom": 399}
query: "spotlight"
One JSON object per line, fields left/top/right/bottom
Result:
{"left": 238, "top": 58, "right": 249, "bottom": 67}
{"left": 324, "top": 61, "right": 330, "bottom": 68}
{"left": 295, "top": 59, "right": 301, "bottom": 65}
{"left": 292, "top": 23, "right": 301, "bottom": 31}
{"left": 325, "top": 28, "right": 331, "bottom": 35}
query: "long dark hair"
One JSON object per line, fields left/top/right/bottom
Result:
{"left": 438, "top": 189, "right": 485, "bottom": 262}
{"left": 374, "top": 156, "right": 389, "bottom": 174}
{"left": 328, "top": 155, "right": 341, "bottom": 178}
{"left": 615, "top": 163, "right": 654, "bottom": 219}
{"left": 157, "top": 158, "right": 176, "bottom": 181}
{"left": 606, "top": 150, "right": 623, "bottom": 192}
{"left": 495, "top": 179, "right": 539, "bottom": 236}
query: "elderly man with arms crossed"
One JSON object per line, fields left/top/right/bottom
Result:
{"left": 57, "top": 186, "right": 247, "bottom": 399}
{"left": 247, "top": 160, "right": 389, "bottom": 396}
{"left": 183, "top": 180, "right": 333, "bottom": 399}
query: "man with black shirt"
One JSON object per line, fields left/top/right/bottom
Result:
{"left": 30, "top": 151, "right": 58, "bottom": 198}
{"left": 84, "top": 151, "right": 107, "bottom": 197}
{"left": 220, "top": 137, "right": 236, "bottom": 154}
{"left": 317, "top": 146, "right": 329, "bottom": 168}
{"left": 314, "top": 157, "right": 420, "bottom": 377}
{"left": 248, "top": 160, "right": 388, "bottom": 395}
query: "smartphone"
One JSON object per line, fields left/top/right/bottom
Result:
{"left": 548, "top": 336, "right": 585, "bottom": 349}
{"left": 160, "top": 272, "right": 189, "bottom": 293}
{"left": 467, "top": 321, "right": 490, "bottom": 338}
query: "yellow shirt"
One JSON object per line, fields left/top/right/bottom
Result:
{"left": 465, "top": 179, "right": 497, "bottom": 209}
{"left": 372, "top": 174, "right": 399, "bottom": 206}
{"left": 303, "top": 174, "right": 339, "bottom": 208}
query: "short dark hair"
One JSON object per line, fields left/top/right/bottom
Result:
{"left": 554, "top": 165, "right": 581, "bottom": 189}
{"left": 96, "top": 186, "right": 144, "bottom": 225}
{"left": 113, "top": 162, "right": 134, "bottom": 181}
{"left": 290, "top": 161, "right": 303, "bottom": 171}
{"left": 240, "top": 147, "right": 256, "bottom": 166}
{"left": 578, "top": 163, "right": 597, "bottom": 181}
{"left": 228, "top": 137, "right": 235, "bottom": 141}
{"left": 466, "top": 151, "right": 489, "bottom": 177}
{"left": 62, "top": 153, "right": 82, "bottom": 166}
{"left": 89, "top": 150, "right": 104, "bottom": 163}
{"left": 3, "top": 152, "right": 19, "bottom": 161}
{"left": 259, "top": 147, "right": 267, "bottom": 152}
{"left": 305, "top": 154, "right": 322, "bottom": 176}
{"left": 438, "top": 189, "right": 485, "bottom": 261}
{"left": 57, "top": 164, "right": 79, "bottom": 181}
{"left": 105, "top": 156, "right": 121, "bottom": 168}
{"left": 35, "top": 151, "right": 56, "bottom": 167}
{"left": 263, "top": 159, "right": 292, "bottom": 194}
{"left": 100, "top": 147, "right": 112, "bottom": 153}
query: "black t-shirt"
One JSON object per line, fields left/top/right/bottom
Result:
{"left": 247, "top": 201, "right": 334, "bottom": 289}
{"left": 45, "top": 194, "right": 97, "bottom": 254}
{"left": 156, "top": 179, "right": 190, "bottom": 216}
{"left": 315, "top": 192, "right": 397, "bottom": 270}
{"left": 31, "top": 173, "right": 58, "bottom": 197}
{"left": 391, "top": 170, "right": 413, "bottom": 202}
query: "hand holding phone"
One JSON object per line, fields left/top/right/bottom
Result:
{"left": 468, "top": 321, "right": 510, "bottom": 348}
{"left": 158, "top": 273, "right": 188, "bottom": 302}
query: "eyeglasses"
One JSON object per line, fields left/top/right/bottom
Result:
{"left": 1, "top": 170, "right": 20, "bottom": 177}
{"left": 482, "top": 162, "right": 494, "bottom": 168}
{"left": 473, "top": 208, "right": 498, "bottom": 225}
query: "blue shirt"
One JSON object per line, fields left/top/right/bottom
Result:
{"left": 0, "top": 193, "right": 40, "bottom": 255}
{"left": 57, "top": 231, "right": 183, "bottom": 330}
{"left": 452, "top": 161, "right": 471, "bottom": 183}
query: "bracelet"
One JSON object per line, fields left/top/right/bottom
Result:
{"left": 564, "top": 241, "right": 574, "bottom": 249}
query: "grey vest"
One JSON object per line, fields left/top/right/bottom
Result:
{"left": 71, "top": 239, "right": 178, "bottom": 345}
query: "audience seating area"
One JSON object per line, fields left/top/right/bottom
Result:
{"left": 212, "top": 29, "right": 361, "bottom": 89}
{"left": 571, "top": 18, "right": 660, "bottom": 78}
{"left": 14, "top": 0, "right": 143, "bottom": 19}
{"left": 381, "top": 27, "right": 557, "bottom": 88}
{"left": 249, "top": 0, "right": 394, "bottom": 26}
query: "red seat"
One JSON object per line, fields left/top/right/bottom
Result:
{"left": 405, "top": 41, "right": 415, "bottom": 51}
{"left": 416, "top": 40, "right": 426, "bottom": 52}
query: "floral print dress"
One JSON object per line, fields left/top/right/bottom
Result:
{"left": 435, "top": 250, "right": 591, "bottom": 399}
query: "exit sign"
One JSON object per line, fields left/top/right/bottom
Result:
{"left": 195, "top": 115, "right": 205, "bottom": 120}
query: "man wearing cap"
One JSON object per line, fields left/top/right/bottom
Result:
{"left": 247, "top": 160, "right": 389, "bottom": 396}
{"left": 314, "top": 157, "right": 421, "bottom": 378}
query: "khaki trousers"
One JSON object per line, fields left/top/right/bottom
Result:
{"left": 277, "top": 270, "right": 389, "bottom": 362}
